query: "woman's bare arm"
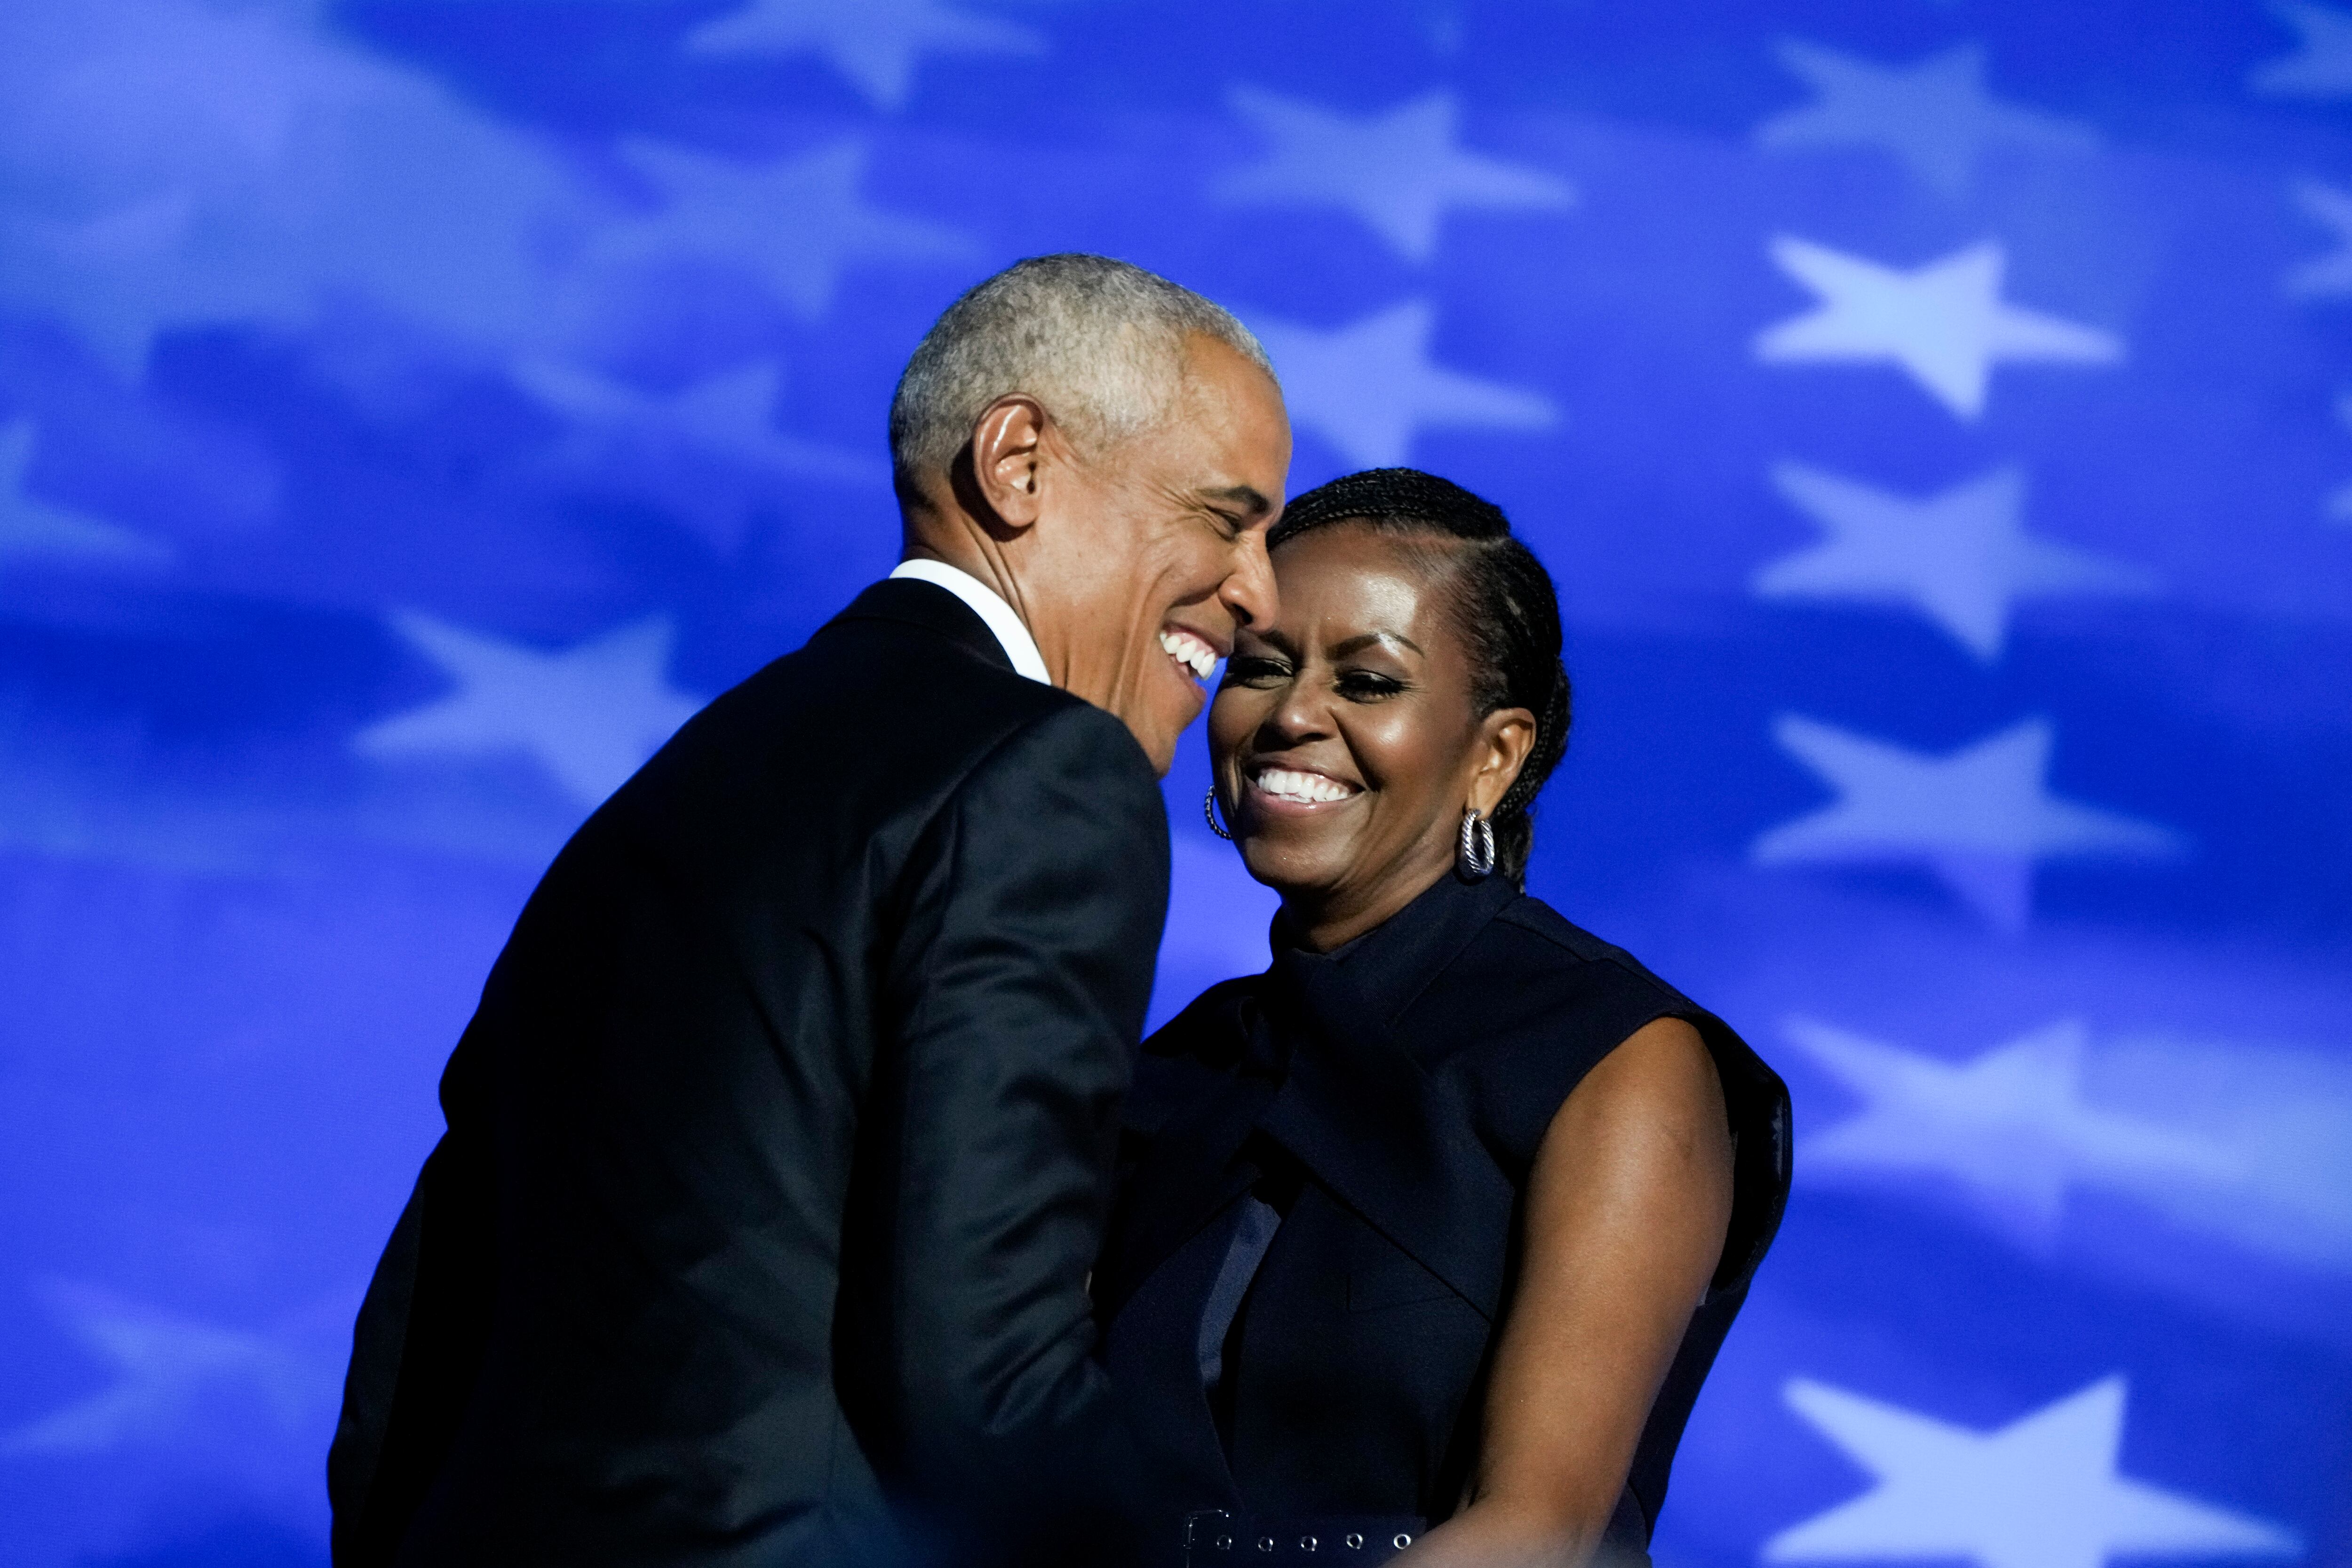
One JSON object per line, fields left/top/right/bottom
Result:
{"left": 1397, "top": 1016, "right": 1734, "bottom": 1568}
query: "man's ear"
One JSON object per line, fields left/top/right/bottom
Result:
{"left": 1470, "top": 708, "right": 1538, "bottom": 816}
{"left": 960, "top": 395, "right": 1049, "bottom": 535}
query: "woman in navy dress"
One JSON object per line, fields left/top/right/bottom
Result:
{"left": 1095, "top": 470, "right": 1790, "bottom": 1568}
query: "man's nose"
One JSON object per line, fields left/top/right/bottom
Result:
{"left": 1220, "top": 529, "right": 1279, "bottom": 629}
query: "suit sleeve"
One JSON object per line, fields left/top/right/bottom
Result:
{"left": 327, "top": 1166, "right": 423, "bottom": 1561}
{"left": 324, "top": 1121, "right": 499, "bottom": 1568}
{"left": 852, "top": 699, "right": 1173, "bottom": 1563}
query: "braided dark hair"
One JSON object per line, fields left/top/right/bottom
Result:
{"left": 1269, "top": 468, "right": 1571, "bottom": 887}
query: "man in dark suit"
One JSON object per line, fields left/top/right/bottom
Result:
{"left": 327, "top": 254, "right": 1290, "bottom": 1567}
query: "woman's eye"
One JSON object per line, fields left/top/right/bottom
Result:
{"left": 1223, "top": 656, "right": 1291, "bottom": 687}
{"left": 1335, "top": 670, "right": 1403, "bottom": 700}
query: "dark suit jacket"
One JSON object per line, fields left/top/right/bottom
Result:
{"left": 327, "top": 579, "right": 1174, "bottom": 1568}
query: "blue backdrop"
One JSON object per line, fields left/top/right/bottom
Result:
{"left": 2, "top": 2, "right": 2348, "bottom": 1565}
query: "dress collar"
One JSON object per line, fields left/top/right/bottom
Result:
{"left": 1266, "top": 868, "right": 1520, "bottom": 1036}
{"left": 1101, "top": 868, "right": 1525, "bottom": 1329}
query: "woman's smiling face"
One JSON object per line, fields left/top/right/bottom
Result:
{"left": 1210, "top": 520, "right": 1533, "bottom": 948}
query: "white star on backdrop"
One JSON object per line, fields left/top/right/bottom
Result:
{"left": 1782, "top": 1017, "right": 2239, "bottom": 1244}
{"left": 355, "top": 613, "right": 705, "bottom": 808}
{"left": 0, "top": 1, "right": 365, "bottom": 374}
{"left": 2249, "top": 1, "right": 2352, "bottom": 98}
{"left": 3, "top": 191, "right": 318, "bottom": 379}
{"left": 2328, "top": 392, "right": 2352, "bottom": 525}
{"left": 1756, "top": 238, "right": 2122, "bottom": 420}
{"left": 0, "top": 421, "right": 170, "bottom": 569}
{"left": 514, "top": 358, "right": 878, "bottom": 486}
{"left": 1249, "top": 301, "right": 1554, "bottom": 468}
{"left": 682, "top": 0, "right": 1044, "bottom": 111}
{"left": 0, "top": 0, "right": 594, "bottom": 377}
{"left": 511, "top": 358, "right": 880, "bottom": 551}
{"left": 1767, "top": 1377, "right": 2300, "bottom": 1568}
{"left": 1752, "top": 714, "right": 2182, "bottom": 932}
{"left": 1757, "top": 40, "right": 2097, "bottom": 197}
{"left": 2284, "top": 180, "right": 2352, "bottom": 296}
{"left": 588, "top": 139, "right": 970, "bottom": 318}
{"left": 1757, "top": 462, "right": 2151, "bottom": 661}
{"left": 3, "top": 1281, "right": 327, "bottom": 1455}
{"left": 1215, "top": 88, "right": 1574, "bottom": 263}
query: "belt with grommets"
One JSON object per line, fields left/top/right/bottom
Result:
{"left": 1183, "top": 1510, "right": 1427, "bottom": 1565}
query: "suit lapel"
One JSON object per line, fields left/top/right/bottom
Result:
{"left": 1096, "top": 1074, "right": 1270, "bottom": 1322}
{"left": 1096, "top": 988, "right": 1282, "bottom": 1321}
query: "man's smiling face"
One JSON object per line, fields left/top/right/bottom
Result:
{"left": 1048, "top": 335, "right": 1291, "bottom": 773}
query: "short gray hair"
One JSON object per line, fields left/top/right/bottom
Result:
{"left": 889, "top": 253, "right": 1274, "bottom": 491}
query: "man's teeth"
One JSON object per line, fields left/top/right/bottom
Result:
{"left": 1159, "top": 628, "right": 1217, "bottom": 682}
{"left": 1255, "top": 767, "right": 1358, "bottom": 804}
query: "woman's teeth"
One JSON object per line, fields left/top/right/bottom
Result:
{"left": 1254, "top": 767, "right": 1358, "bottom": 804}
{"left": 1159, "top": 628, "right": 1217, "bottom": 683}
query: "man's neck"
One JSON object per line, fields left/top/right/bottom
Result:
{"left": 900, "top": 511, "right": 1057, "bottom": 677}
{"left": 900, "top": 541, "right": 1013, "bottom": 612}
{"left": 895, "top": 523, "right": 1054, "bottom": 686}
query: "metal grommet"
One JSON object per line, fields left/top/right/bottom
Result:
{"left": 1257, "top": 1538, "right": 1276, "bottom": 1553}
{"left": 1214, "top": 1537, "right": 1232, "bottom": 1552}
{"left": 1343, "top": 1536, "right": 1364, "bottom": 1550}
{"left": 1392, "top": 1535, "right": 1413, "bottom": 1551}
{"left": 1300, "top": 1538, "right": 1318, "bottom": 1552}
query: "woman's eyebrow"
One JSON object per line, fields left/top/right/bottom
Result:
{"left": 1330, "top": 630, "right": 1422, "bottom": 658}
{"left": 1238, "top": 627, "right": 1301, "bottom": 657}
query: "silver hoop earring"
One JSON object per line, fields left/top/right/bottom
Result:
{"left": 1457, "top": 808, "right": 1496, "bottom": 880}
{"left": 1204, "top": 787, "right": 1234, "bottom": 841}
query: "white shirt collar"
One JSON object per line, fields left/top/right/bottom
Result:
{"left": 887, "top": 557, "right": 1051, "bottom": 685}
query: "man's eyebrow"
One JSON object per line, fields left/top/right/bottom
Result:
{"left": 1199, "top": 484, "right": 1274, "bottom": 517}
{"left": 1331, "top": 630, "right": 1422, "bottom": 658}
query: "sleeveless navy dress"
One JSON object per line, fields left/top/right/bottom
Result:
{"left": 1095, "top": 871, "right": 1790, "bottom": 1568}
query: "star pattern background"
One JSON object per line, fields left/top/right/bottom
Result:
{"left": 0, "top": 2, "right": 2347, "bottom": 1566}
